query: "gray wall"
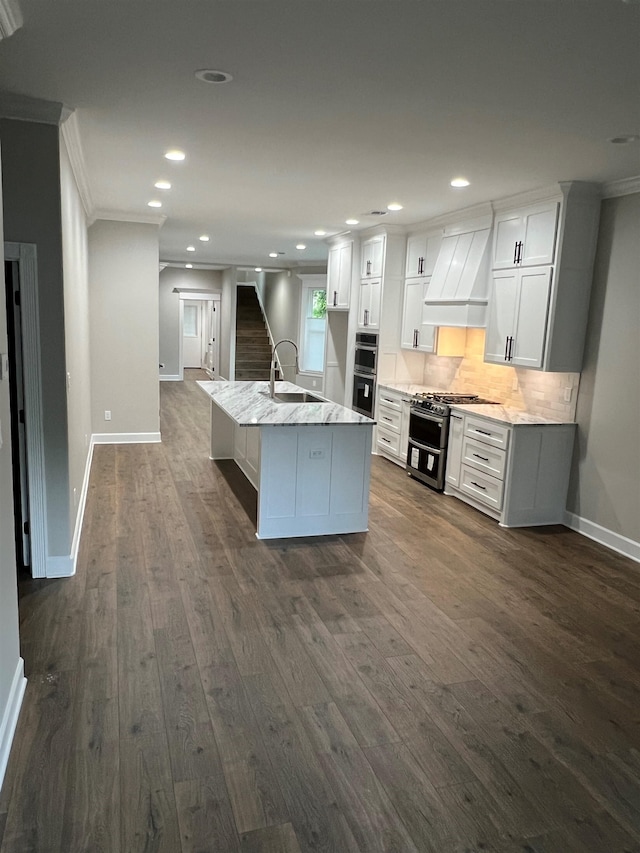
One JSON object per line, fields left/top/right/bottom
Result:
{"left": 159, "top": 267, "right": 222, "bottom": 377}
{"left": 567, "top": 192, "right": 640, "bottom": 544}
{"left": 0, "top": 118, "right": 71, "bottom": 556}
{"left": 88, "top": 220, "right": 160, "bottom": 436}
{"left": 219, "top": 268, "right": 237, "bottom": 380}
{"left": 60, "top": 133, "right": 92, "bottom": 549}
{"left": 0, "top": 142, "right": 23, "bottom": 787}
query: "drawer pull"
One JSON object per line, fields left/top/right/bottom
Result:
{"left": 475, "top": 429, "right": 492, "bottom": 436}
{"left": 470, "top": 481, "right": 487, "bottom": 491}
{"left": 383, "top": 416, "right": 392, "bottom": 421}
{"left": 380, "top": 437, "right": 391, "bottom": 444}
{"left": 472, "top": 453, "right": 490, "bottom": 462}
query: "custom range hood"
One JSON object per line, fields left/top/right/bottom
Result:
{"left": 423, "top": 211, "right": 493, "bottom": 328}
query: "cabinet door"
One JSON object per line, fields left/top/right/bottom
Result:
{"left": 327, "top": 242, "right": 352, "bottom": 310}
{"left": 511, "top": 266, "right": 552, "bottom": 368}
{"left": 366, "top": 279, "right": 382, "bottom": 330}
{"left": 401, "top": 279, "right": 424, "bottom": 349}
{"left": 521, "top": 203, "right": 559, "bottom": 267}
{"left": 406, "top": 233, "right": 427, "bottom": 278}
{"left": 493, "top": 212, "right": 524, "bottom": 269}
{"left": 361, "top": 236, "right": 384, "bottom": 278}
{"left": 359, "top": 279, "right": 380, "bottom": 329}
{"left": 445, "top": 413, "right": 464, "bottom": 488}
{"left": 484, "top": 270, "right": 518, "bottom": 364}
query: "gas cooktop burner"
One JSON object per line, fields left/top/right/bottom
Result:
{"left": 413, "top": 392, "right": 498, "bottom": 405}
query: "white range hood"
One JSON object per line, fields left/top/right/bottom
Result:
{"left": 423, "top": 216, "right": 492, "bottom": 328}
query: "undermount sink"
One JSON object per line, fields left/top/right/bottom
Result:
{"left": 270, "top": 391, "right": 325, "bottom": 404}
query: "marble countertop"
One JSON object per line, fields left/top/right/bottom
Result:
{"left": 449, "top": 403, "right": 575, "bottom": 426}
{"left": 377, "top": 381, "right": 442, "bottom": 397}
{"left": 198, "top": 380, "right": 375, "bottom": 427}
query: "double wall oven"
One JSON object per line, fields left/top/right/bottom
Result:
{"left": 407, "top": 393, "right": 497, "bottom": 491}
{"left": 352, "top": 333, "right": 378, "bottom": 418}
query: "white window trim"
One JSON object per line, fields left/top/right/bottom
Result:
{"left": 298, "top": 274, "right": 327, "bottom": 375}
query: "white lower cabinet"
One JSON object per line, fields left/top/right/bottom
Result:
{"left": 375, "top": 387, "right": 411, "bottom": 468}
{"left": 445, "top": 410, "right": 575, "bottom": 527}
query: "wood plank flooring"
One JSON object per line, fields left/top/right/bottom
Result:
{"left": 1, "top": 369, "right": 640, "bottom": 852}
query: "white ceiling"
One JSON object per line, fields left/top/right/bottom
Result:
{"left": 0, "top": 0, "right": 638, "bottom": 269}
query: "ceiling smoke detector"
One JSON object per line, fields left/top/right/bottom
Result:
{"left": 195, "top": 69, "right": 233, "bottom": 84}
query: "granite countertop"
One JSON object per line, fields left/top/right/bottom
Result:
{"left": 449, "top": 403, "right": 575, "bottom": 426}
{"left": 198, "top": 380, "right": 375, "bottom": 427}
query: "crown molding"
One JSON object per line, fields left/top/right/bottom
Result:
{"left": 0, "top": 91, "right": 71, "bottom": 125}
{"left": 90, "top": 209, "right": 166, "bottom": 227}
{"left": 0, "top": 0, "right": 22, "bottom": 40}
{"left": 601, "top": 175, "right": 640, "bottom": 198}
{"left": 60, "top": 112, "right": 94, "bottom": 219}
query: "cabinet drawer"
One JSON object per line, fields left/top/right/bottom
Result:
{"left": 464, "top": 416, "right": 510, "bottom": 450}
{"left": 377, "top": 391, "right": 403, "bottom": 412}
{"left": 462, "top": 437, "right": 507, "bottom": 480}
{"left": 377, "top": 406, "right": 402, "bottom": 433}
{"left": 376, "top": 426, "right": 401, "bottom": 457}
{"left": 459, "top": 465, "right": 504, "bottom": 511}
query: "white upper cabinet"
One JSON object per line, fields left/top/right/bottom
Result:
{"left": 361, "top": 235, "right": 384, "bottom": 278}
{"left": 493, "top": 202, "right": 559, "bottom": 269}
{"left": 485, "top": 182, "right": 600, "bottom": 372}
{"left": 358, "top": 278, "right": 382, "bottom": 330}
{"left": 327, "top": 240, "right": 353, "bottom": 311}
{"left": 484, "top": 266, "right": 552, "bottom": 369}
{"left": 400, "top": 278, "right": 436, "bottom": 352}
{"left": 405, "top": 231, "right": 442, "bottom": 279}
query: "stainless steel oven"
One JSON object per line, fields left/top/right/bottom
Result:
{"left": 406, "top": 393, "right": 498, "bottom": 491}
{"left": 353, "top": 332, "right": 378, "bottom": 376}
{"left": 406, "top": 406, "right": 448, "bottom": 490}
{"left": 352, "top": 333, "right": 378, "bottom": 417}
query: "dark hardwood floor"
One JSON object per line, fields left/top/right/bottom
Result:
{"left": 1, "top": 370, "right": 639, "bottom": 852}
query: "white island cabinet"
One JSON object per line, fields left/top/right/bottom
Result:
{"left": 198, "top": 380, "right": 374, "bottom": 539}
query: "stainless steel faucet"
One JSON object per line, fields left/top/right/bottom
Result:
{"left": 270, "top": 339, "right": 299, "bottom": 398}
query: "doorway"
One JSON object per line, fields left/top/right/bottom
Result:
{"left": 179, "top": 293, "right": 220, "bottom": 378}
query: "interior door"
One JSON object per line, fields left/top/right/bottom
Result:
{"left": 182, "top": 299, "right": 203, "bottom": 368}
{"left": 203, "top": 299, "right": 219, "bottom": 376}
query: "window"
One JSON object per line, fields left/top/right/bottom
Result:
{"left": 183, "top": 304, "right": 199, "bottom": 337}
{"left": 299, "top": 283, "right": 327, "bottom": 373}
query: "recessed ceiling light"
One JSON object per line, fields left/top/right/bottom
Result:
{"left": 147, "top": 200, "right": 162, "bottom": 208}
{"left": 154, "top": 180, "right": 171, "bottom": 190}
{"left": 195, "top": 69, "right": 233, "bottom": 84}
{"left": 296, "top": 243, "right": 306, "bottom": 250}
{"left": 314, "top": 229, "right": 327, "bottom": 236}
{"left": 451, "top": 177, "right": 470, "bottom": 187}
{"left": 186, "top": 245, "right": 196, "bottom": 252}
{"left": 185, "top": 263, "right": 193, "bottom": 269}
{"left": 255, "top": 267, "right": 263, "bottom": 272}
{"left": 269, "top": 252, "right": 279, "bottom": 258}
{"left": 345, "top": 219, "right": 359, "bottom": 225}
{"left": 199, "top": 235, "right": 210, "bottom": 242}
{"left": 164, "top": 149, "right": 186, "bottom": 161}
{"left": 387, "top": 203, "right": 403, "bottom": 211}
{"left": 608, "top": 134, "right": 640, "bottom": 144}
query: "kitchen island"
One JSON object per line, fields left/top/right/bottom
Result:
{"left": 198, "top": 380, "right": 375, "bottom": 539}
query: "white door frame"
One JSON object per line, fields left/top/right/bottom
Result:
{"left": 177, "top": 291, "right": 220, "bottom": 378}
{"left": 5, "top": 242, "right": 47, "bottom": 578}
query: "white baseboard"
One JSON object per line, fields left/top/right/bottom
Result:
{"left": 92, "top": 432, "right": 161, "bottom": 444}
{"left": 0, "top": 658, "right": 27, "bottom": 791}
{"left": 159, "top": 374, "right": 181, "bottom": 381}
{"left": 564, "top": 511, "right": 640, "bottom": 565}
{"left": 69, "top": 439, "right": 95, "bottom": 574}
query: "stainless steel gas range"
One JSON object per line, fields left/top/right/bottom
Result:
{"left": 407, "top": 392, "right": 498, "bottom": 491}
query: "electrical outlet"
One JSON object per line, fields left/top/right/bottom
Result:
{"left": 563, "top": 387, "right": 572, "bottom": 403}
{"left": 104, "top": 410, "right": 112, "bottom": 421}
{"left": 312, "top": 379, "right": 317, "bottom": 387}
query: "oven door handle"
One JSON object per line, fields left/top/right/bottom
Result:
{"left": 410, "top": 408, "right": 445, "bottom": 426}
{"left": 408, "top": 437, "right": 442, "bottom": 453}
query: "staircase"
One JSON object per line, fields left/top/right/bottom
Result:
{"left": 235, "top": 285, "right": 277, "bottom": 381}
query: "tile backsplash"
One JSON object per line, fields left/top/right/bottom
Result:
{"left": 421, "top": 329, "right": 579, "bottom": 421}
